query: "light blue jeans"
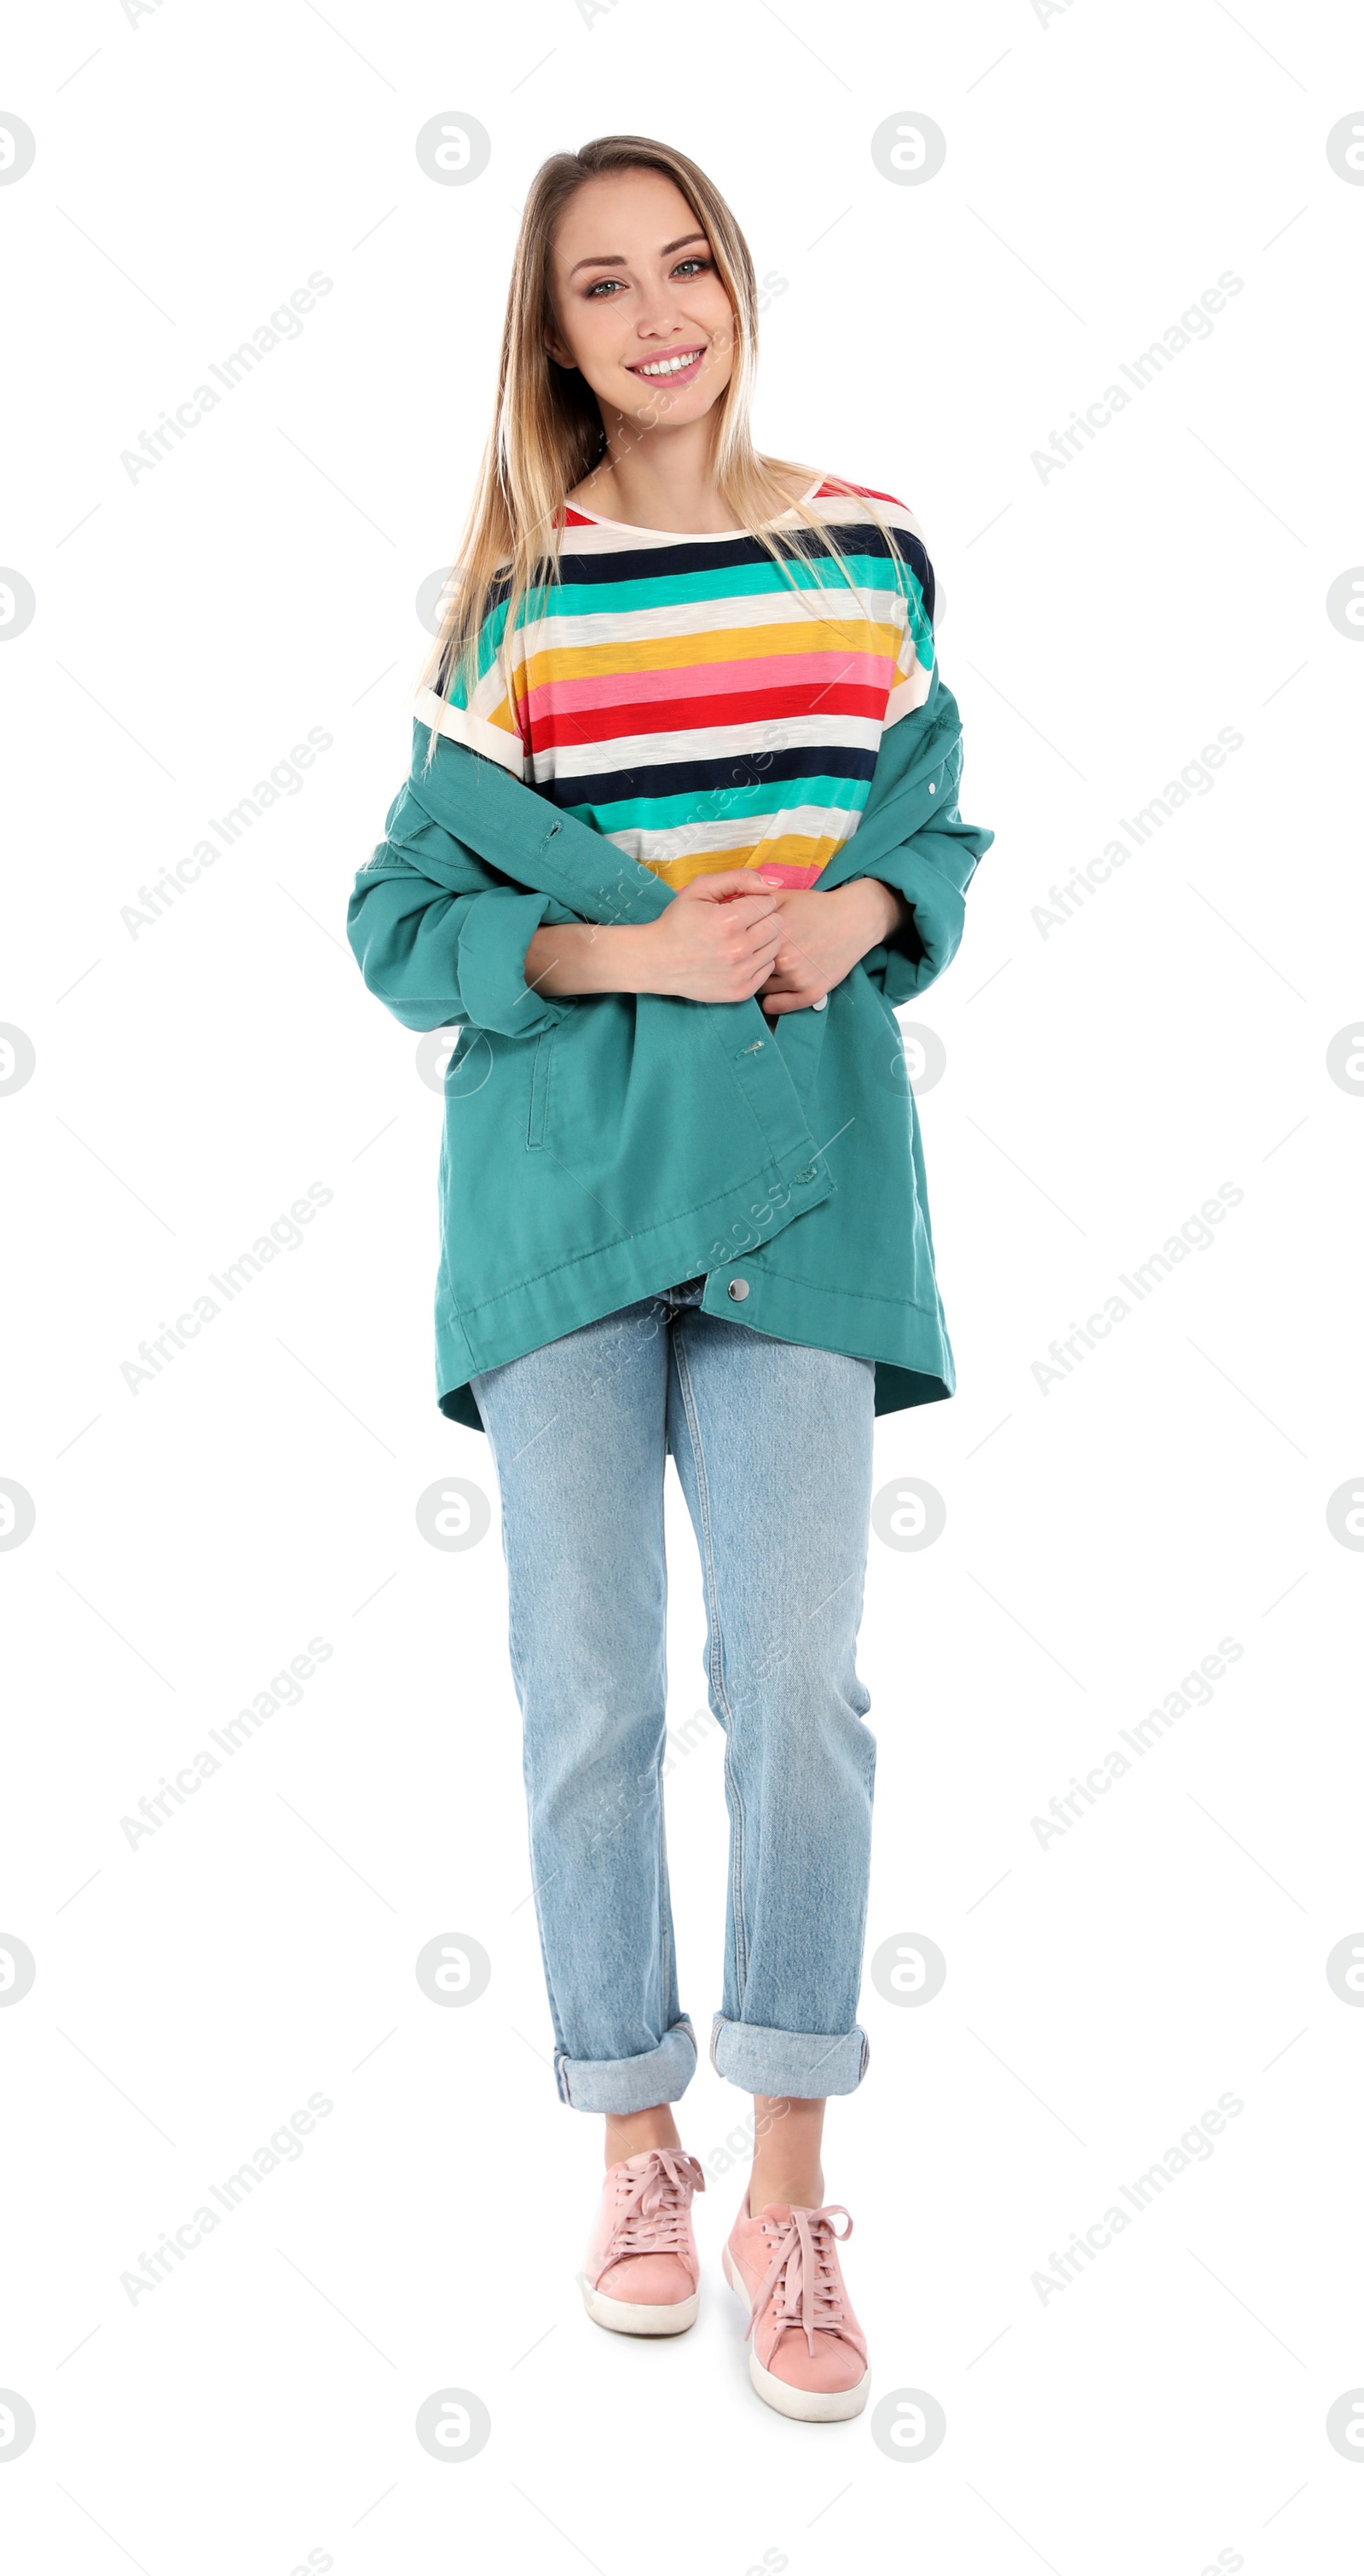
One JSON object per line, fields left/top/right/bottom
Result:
{"left": 470, "top": 1277, "right": 877, "bottom": 2114}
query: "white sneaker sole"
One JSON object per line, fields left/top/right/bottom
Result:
{"left": 722, "top": 2245, "right": 870, "bottom": 2421}
{"left": 577, "top": 2272, "right": 699, "bottom": 2336}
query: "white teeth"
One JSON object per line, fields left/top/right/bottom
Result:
{"left": 633, "top": 350, "right": 702, "bottom": 377}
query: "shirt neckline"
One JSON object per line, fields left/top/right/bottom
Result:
{"left": 564, "top": 473, "right": 825, "bottom": 541}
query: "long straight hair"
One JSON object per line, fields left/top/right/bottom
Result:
{"left": 417, "top": 133, "right": 916, "bottom": 751}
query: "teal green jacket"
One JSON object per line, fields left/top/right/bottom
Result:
{"left": 346, "top": 665, "right": 994, "bottom": 1432}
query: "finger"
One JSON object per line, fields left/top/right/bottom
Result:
{"left": 712, "top": 898, "right": 786, "bottom": 938}
{"left": 760, "top": 988, "right": 821, "bottom": 1016}
{"left": 768, "top": 925, "right": 822, "bottom": 971}
{"left": 727, "top": 923, "right": 784, "bottom": 970}
{"left": 745, "top": 932, "right": 785, "bottom": 972}
{"left": 689, "top": 869, "right": 785, "bottom": 906}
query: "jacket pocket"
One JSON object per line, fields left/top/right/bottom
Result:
{"left": 526, "top": 1022, "right": 557, "bottom": 1150}
{"left": 772, "top": 987, "right": 833, "bottom": 1108}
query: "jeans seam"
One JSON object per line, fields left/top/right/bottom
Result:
{"left": 656, "top": 1722, "right": 674, "bottom": 2036}
{"left": 670, "top": 1318, "right": 750, "bottom": 2006}
{"left": 491, "top": 1450, "right": 574, "bottom": 2063}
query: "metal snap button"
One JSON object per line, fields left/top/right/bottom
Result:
{"left": 928, "top": 781, "right": 936, "bottom": 794}
{"left": 793, "top": 1166, "right": 816, "bottom": 1184}
{"left": 727, "top": 1277, "right": 749, "bottom": 1301}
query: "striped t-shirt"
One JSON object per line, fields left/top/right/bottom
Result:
{"left": 416, "top": 478, "right": 934, "bottom": 890}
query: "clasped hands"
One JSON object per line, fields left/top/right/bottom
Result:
{"left": 644, "top": 868, "right": 910, "bottom": 1017}
{"left": 521, "top": 866, "right": 910, "bottom": 1013}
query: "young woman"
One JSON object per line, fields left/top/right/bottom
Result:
{"left": 347, "top": 134, "right": 992, "bottom": 2422}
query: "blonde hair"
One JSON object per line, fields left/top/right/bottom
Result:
{"left": 418, "top": 132, "right": 917, "bottom": 752}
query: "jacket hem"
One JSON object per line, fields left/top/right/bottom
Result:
{"left": 696, "top": 1261, "right": 956, "bottom": 1396}
{"left": 433, "top": 1135, "right": 838, "bottom": 1400}
{"left": 440, "top": 1254, "right": 955, "bottom": 1434}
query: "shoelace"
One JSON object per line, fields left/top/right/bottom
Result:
{"left": 746, "top": 2205, "right": 860, "bottom": 2359}
{"left": 603, "top": 2149, "right": 706, "bottom": 2265}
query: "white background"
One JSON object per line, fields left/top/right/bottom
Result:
{"left": 3, "top": 2, "right": 1361, "bottom": 2569}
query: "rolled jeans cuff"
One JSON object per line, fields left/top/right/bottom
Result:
{"left": 554, "top": 2014, "right": 697, "bottom": 2113}
{"left": 709, "top": 2013, "right": 870, "bottom": 2098}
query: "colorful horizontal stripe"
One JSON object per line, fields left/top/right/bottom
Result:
{"left": 425, "top": 480, "right": 935, "bottom": 888}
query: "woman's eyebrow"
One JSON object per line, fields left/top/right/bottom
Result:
{"left": 567, "top": 232, "right": 708, "bottom": 277}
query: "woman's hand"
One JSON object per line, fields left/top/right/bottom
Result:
{"left": 753, "top": 877, "right": 910, "bottom": 1016}
{"left": 522, "top": 870, "right": 781, "bottom": 1004}
{"left": 520, "top": 869, "right": 908, "bottom": 1010}
{"left": 633, "top": 869, "right": 786, "bottom": 1004}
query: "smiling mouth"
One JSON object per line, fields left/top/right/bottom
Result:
{"left": 627, "top": 346, "right": 707, "bottom": 379}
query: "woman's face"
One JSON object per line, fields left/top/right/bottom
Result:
{"left": 544, "top": 166, "right": 736, "bottom": 433}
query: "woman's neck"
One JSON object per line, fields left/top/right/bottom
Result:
{"left": 568, "top": 425, "right": 805, "bottom": 535}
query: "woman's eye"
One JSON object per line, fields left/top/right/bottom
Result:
{"left": 585, "top": 277, "right": 624, "bottom": 298}
{"left": 673, "top": 257, "right": 712, "bottom": 277}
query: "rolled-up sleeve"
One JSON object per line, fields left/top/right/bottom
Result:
{"left": 859, "top": 831, "right": 974, "bottom": 1004}
{"left": 453, "top": 886, "right": 572, "bottom": 1037}
{"left": 853, "top": 677, "right": 994, "bottom": 1003}
{"left": 346, "top": 856, "right": 572, "bottom": 1041}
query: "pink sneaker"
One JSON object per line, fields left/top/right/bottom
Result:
{"left": 578, "top": 2147, "right": 706, "bottom": 2336}
{"left": 723, "top": 2195, "right": 870, "bottom": 2419}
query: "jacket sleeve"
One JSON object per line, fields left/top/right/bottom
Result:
{"left": 345, "top": 777, "right": 578, "bottom": 1041}
{"left": 852, "top": 674, "right": 995, "bottom": 1006}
